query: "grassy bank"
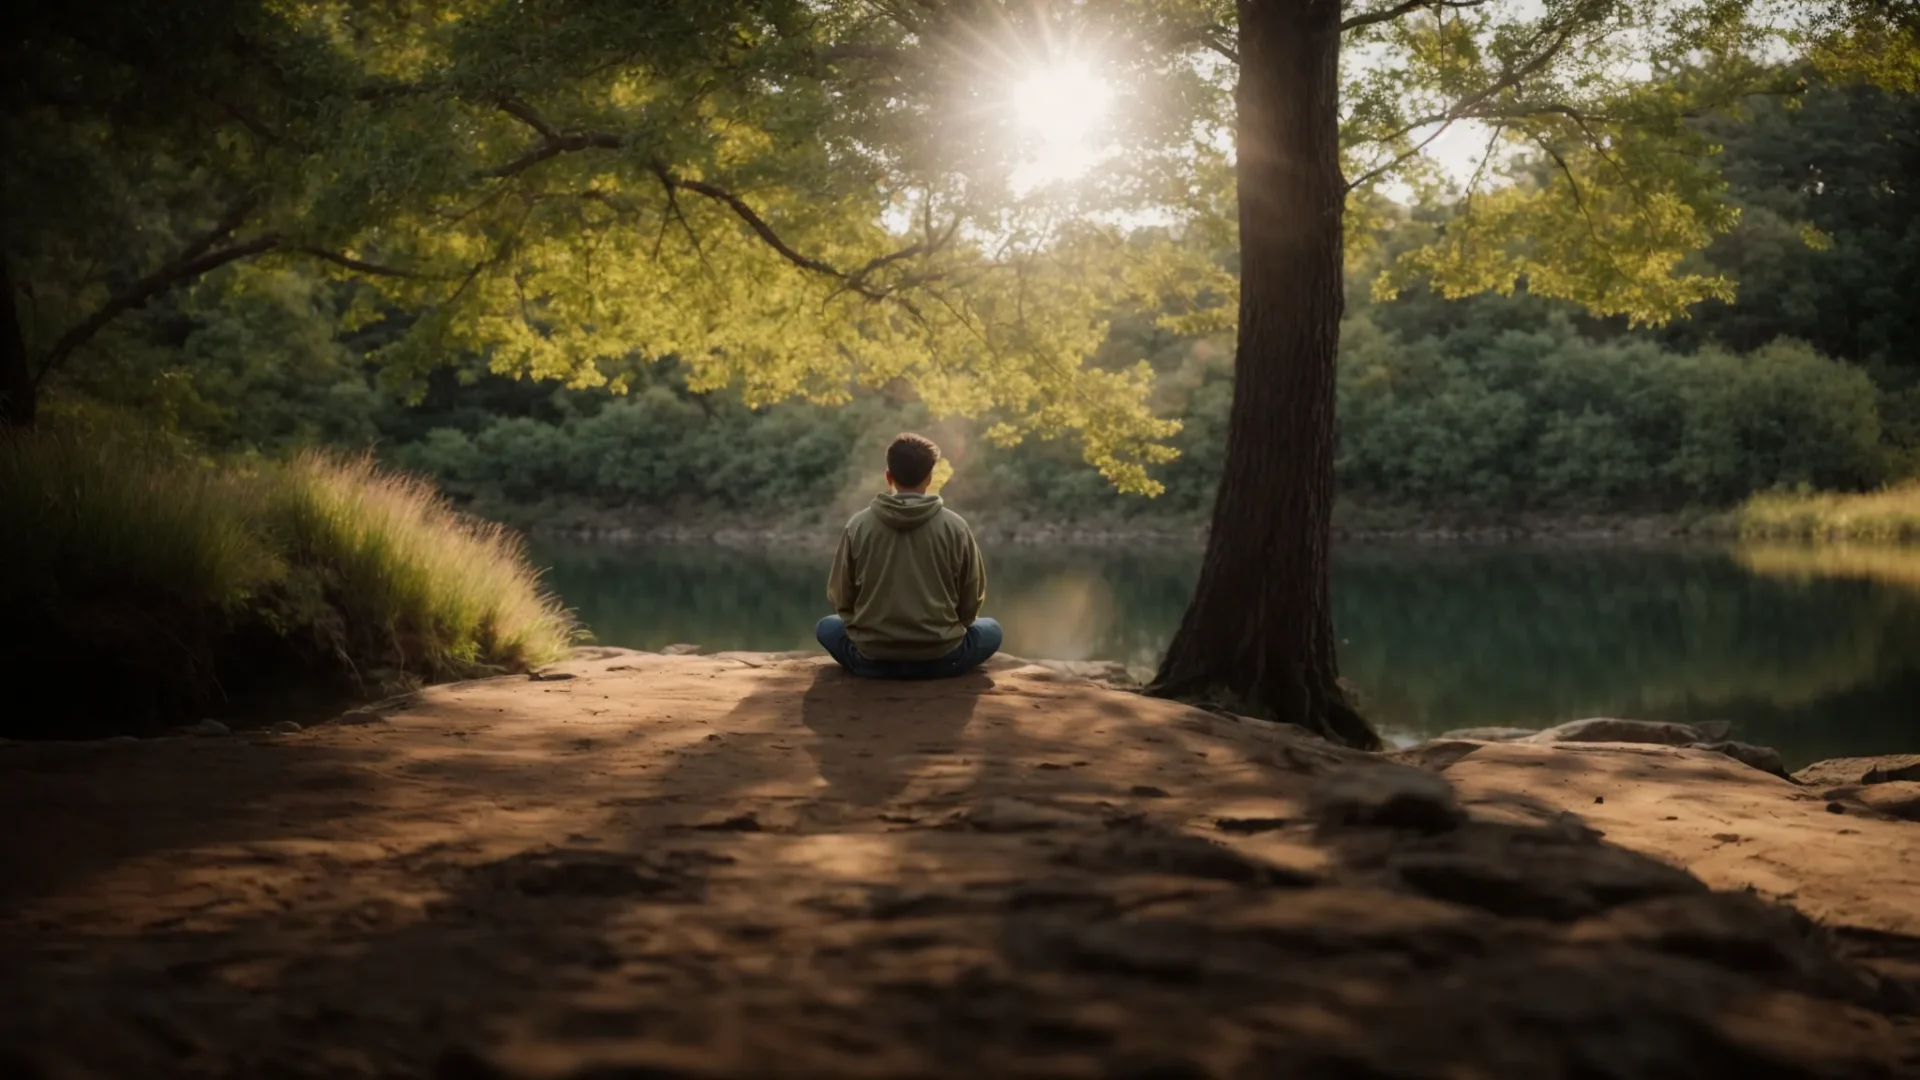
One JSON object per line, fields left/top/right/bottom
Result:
{"left": 1714, "top": 484, "right": 1920, "bottom": 542}
{"left": 1, "top": 431, "right": 573, "bottom": 739}
{"left": 430, "top": 475, "right": 1920, "bottom": 551}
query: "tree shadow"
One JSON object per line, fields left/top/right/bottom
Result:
{"left": 0, "top": 736, "right": 403, "bottom": 909}
{"left": 13, "top": 662, "right": 1916, "bottom": 1078}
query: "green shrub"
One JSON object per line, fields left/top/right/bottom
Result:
{"left": 1, "top": 429, "right": 573, "bottom": 738}
{"left": 388, "top": 387, "right": 877, "bottom": 515}
{"left": 1336, "top": 322, "right": 1884, "bottom": 511}
{"left": 373, "top": 319, "right": 1892, "bottom": 525}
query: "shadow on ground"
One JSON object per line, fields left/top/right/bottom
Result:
{"left": 1, "top": 654, "right": 1915, "bottom": 1078}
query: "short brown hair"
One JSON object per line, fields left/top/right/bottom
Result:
{"left": 886, "top": 433, "right": 941, "bottom": 488}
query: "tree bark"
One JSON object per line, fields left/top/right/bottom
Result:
{"left": 1149, "top": 0, "right": 1380, "bottom": 749}
{"left": 0, "top": 260, "right": 33, "bottom": 429}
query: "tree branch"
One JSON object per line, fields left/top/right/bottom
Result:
{"left": 817, "top": 43, "right": 910, "bottom": 68}
{"left": 1342, "top": 0, "right": 1490, "bottom": 34}
{"left": 1199, "top": 29, "right": 1241, "bottom": 64}
{"left": 484, "top": 101, "right": 946, "bottom": 301}
{"left": 496, "top": 95, "right": 561, "bottom": 140}
{"left": 1162, "top": 24, "right": 1241, "bottom": 64}
{"left": 657, "top": 167, "right": 848, "bottom": 281}
{"left": 173, "top": 197, "right": 259, "bottom": 268}
{"left": 211, "top": 96, "right": 286, "bottom": 145}
{"left": 36, "top": 233, "right": 281, "bottom": 386}
{"left": 31, "top": 190, "right": 471, "bottom": 383}
{"left": 484, "top": 130, "right": 625, "bottom": 179}
{"left": 1344, "top": 114, "right": 1470, "bottom": 193}
{"left": 1520, "top": 125, "right": 1635, "bottom": 285}
{"left": 1344, "top": 14, "right": 1587, "bottom": 192}
{"left": 1427, "top": 120, "right": 1511, "bottom": 279}
{"left": 297, "top": 247, "right": 456, "bottom": 279}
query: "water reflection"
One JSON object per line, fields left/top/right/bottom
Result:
{"left": 533, "top": 541, "right": 1920, "bottom": 767}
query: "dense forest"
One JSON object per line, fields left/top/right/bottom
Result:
{"left": 27, "top": 75, "right": 1916, "bottom": 532}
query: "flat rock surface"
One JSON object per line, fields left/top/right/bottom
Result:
{"left": 1442, "top": 740, "right": 1920, "bottom": 936}
{"left": 1828, "top": 782, "right": 1920, "bottom": 823}
{"left": 1, "top": 651, "right": 1915, "bottom": 1079}
{"left": 1796, "top": 755, "right": 1920, "bottom": 788}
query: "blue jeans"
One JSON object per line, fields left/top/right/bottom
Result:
{"left": 815, "top": 616, "right": 1003, "bottom": 680}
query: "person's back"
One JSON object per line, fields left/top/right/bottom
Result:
{"left": 815, "top": 434, "right": 1001, "bottom": 679}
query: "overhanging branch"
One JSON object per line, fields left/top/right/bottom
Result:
{"left": 298, "top": 247, "right": 459, "bottom": 279}
{"left": 1342, "top": 0, "right": 1490, "bottom": 34}
{"left": 1344, "top": 14, "right": 1588, "bottom": 192}
{"left": 658, "top": 167, "right": 847, "bottom": 282}
{"left": 36, "top": 233, "right": 282, "bottom": 386}
{"left": 497, "top": 95, "right": 561, "bottom": 140}
{"left": 1161, "top": 24, "right": 1240, "bottom": 64}
{"left": 481, "top": 99, "right": 946, "bottom": 301}
{"left": 484, "top": 130, "right": 624, "bottom": 179}
{"left": 817, "top": 43, "right": 910, "bottom": 68}
{"left": 33, "top": 195, "right": 461, "bottom": 382}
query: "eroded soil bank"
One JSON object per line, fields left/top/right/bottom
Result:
{"left": 2, "top": 651, "right": 1916, "bottom": 1078}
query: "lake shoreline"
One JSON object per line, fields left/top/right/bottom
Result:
{"left": 521, "top": 510, "right": 1720, "bottom": 550}
{"left": 484, "top": 490, "right": 1920, "bottom": 550}
{"left": 453, "top": 492, "right": 1770, "bottom": 550}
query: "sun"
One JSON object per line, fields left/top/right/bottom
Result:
{"left": 1007, "top": 57, "right": 1114, "bottom": 190}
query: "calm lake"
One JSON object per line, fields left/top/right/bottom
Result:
{"left": 531, "top": 541, "right": 1920, "bottom": 768}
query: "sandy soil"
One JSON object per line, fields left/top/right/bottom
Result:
{"left": 2, "top": 649, "right": 1915, "bottom": 1079}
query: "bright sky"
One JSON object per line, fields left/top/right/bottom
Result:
{"left": 1006, "top": 57, "right": 1117, "bottom": 192}
{"left": 1395, "top": 119, "right": 1504, "bottom": 197}
{"left": 993, "top": 0, "right": 1726, "bottom": 205}
{"left": 1000, "top": 47, "right": 1495, "bottom": 203}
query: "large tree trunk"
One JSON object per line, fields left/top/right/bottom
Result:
{"left": 1150, "top": 0, "right": 1379, "bottom": 749}
{"left": 0, "top": 261, "right": 33, "bottom": 429}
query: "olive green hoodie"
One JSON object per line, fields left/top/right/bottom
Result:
{"left": 827, "top": 493, "right": 986, "bottom": 661}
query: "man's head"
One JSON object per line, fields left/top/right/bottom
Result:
{"left": 885, "top": 433, "right": 941, "bottom": 493}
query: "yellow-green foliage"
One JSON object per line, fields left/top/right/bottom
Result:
{"left": 0, "top": 430, "right": 572, "bottom": 736}
{"left": 1724, "top": 483, "right": 1920, "bottom": 543}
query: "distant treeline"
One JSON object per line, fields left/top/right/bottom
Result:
{"left": 375, "top": 315, "right": 1890, "bottom": 528}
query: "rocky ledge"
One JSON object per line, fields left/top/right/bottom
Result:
{"left": 0, "top": 649, "right": 1915, "bottom": 1078}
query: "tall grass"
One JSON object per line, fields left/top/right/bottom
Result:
{"left": 1720, "top": 483, "right": 1920, "bottom": 542}
{"left": 267, "top": 453, "right": 574, "bottom": 678}
{"left": 1, "top": 431, "right": 573, "bottom": 737}
{"left": 0, "top": 430, "right": 281, "bottom": 611}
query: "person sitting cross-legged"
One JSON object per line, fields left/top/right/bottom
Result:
{"left": 815, "top": 433, "right": 1002, "bottom": 679}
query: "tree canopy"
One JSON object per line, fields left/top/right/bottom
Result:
{"left": 5, "top": 0, "right": 1914, "bottom": 489}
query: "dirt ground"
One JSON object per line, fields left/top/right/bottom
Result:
{"left": 2, "top": 649, "right": 1916, "bottom": 1079}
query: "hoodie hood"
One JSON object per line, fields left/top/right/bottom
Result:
{"left": 869, "top": 492, "right": 945, "bottom": 532}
